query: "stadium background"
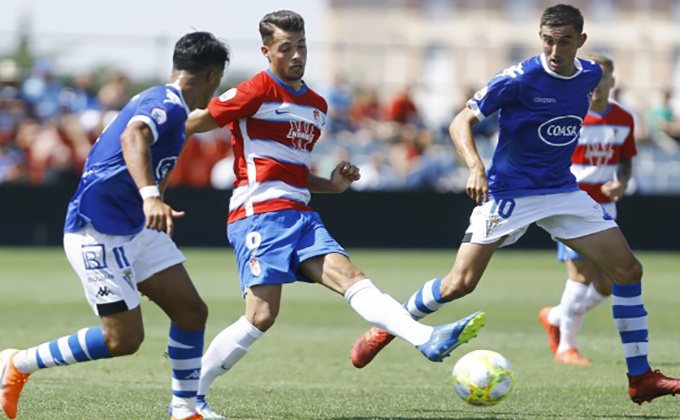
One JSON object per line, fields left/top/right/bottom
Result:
{"left": 2, "top": 2, "right": 680, "bottom": 419}
{"left": 1, "top": 0, "right": 680, "bottom": 249}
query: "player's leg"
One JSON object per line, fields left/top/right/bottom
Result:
{"left": 300, "top": 252, "right": 485, "bottom": 363}
{"left": 552, "top": 258, "right": 604, "bottom": 365}
{"left": 561, "top": 227, "right": 680, "bottom": 403}
{"left": 348, "top": 240, "right": 501, "bottom": 368}
{"left": 137, "top": 264, "right": 207, "bottom": 420}
{"left": 0, "top": 307, "right": 142, "bottom": 419}
{"left": 197, "top": 285, "right": 274, "bottom": 415}
{"left": 1, "top": 228, "right": 148, "bottom": 419}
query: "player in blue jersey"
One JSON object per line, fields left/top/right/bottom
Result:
{"left": 350, "top": 4, "right": 680, "bottom": 403}
{"left": 0, "top": 32, "right": 229, "bottom": 420}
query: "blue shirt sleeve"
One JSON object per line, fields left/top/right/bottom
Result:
{"left": 127, "top": 88, "right": 185, "bottom": 144}
{"left": 466, "top": 65, "right": 522, "bottom": 121}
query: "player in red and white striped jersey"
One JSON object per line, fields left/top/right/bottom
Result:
{"left": 184, "top": 11, "right": 485, "bottom": 418}
{"left": 540, "top": 54, "right": 637, "bottom": 366}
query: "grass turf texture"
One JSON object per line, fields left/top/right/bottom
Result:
{"left": 1, "top": 248, "right": 679, "bottom": 419}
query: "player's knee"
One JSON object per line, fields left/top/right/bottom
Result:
{"left": 182, "top": 298, "right": 209, "bottom": 329}
{"left": 250, "top": 307, "right": 278, "bottom": 332}
{"left": 613, "top": 258, "right": 643, "bottom": 284}
{"left": 440, "top": 273, "right": 478, "bottom": 300}
{"left": 105, "top": 329, "right": 144, "bottom": 357}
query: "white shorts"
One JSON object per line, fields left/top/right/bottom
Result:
{"left": 463, "top": 190, "right": 618, "bottom": 248}
{"left": 64, "top": 225, "right": 186, "bottom": 316}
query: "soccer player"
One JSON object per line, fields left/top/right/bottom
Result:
{"left": 184, "top": 10, "right": 485, "bottom": 419}
{"left": 350, "top": 4, "right": 680, "bottom": 404}
{"left": 539, "top": 54, "right": 637, "bottom": 366}
{"left": 0, "top": 32, "right": 229, "bottom": 420}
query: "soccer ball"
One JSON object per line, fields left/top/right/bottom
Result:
{"left": 451, "top": 350, "right": 514, "bottom": 406}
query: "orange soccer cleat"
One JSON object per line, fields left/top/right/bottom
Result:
{"left": 555, "top": 348, "right": 590, "bottom": 366}
{"left": 0, "top": 349, "right": 31, "bottom": 419}
{"left": 538, "top": 307, "right": 560, "bottom": 355}
{"left": 171, "top": 414, "right": 204, "bottom": 420}
{"left": 628, "top": 369, "right": 680, "bottom": 405}
{"left": 350, "top": 327, "right": 396, "bottom": 368}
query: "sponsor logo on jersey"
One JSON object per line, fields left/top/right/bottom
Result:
{"left": 155, "top": 156, "right": 178, "bottom": 181}
{"left": 96, "top": 286, "right": 113, "bottom": 297}
{"left": 287, "top": 120, "right": 315, "bottom": 150}
{"left": 219, "top": 88, "right": 237, "bottom": 102}
{"left": 86, "top": 271, "right": 115, "bottom": 283}
{"left": 533, "top": 97, "right": 556, "bottom": 104}
{"left": 538, "top": 115, "right": 583, "bottom": 147}
{"left": 151, "top": 108, "right": 167, "bottom": 125}
{"left": 82, "top": 244, "right": 107, "bottom": 270}
{"left": 473, "top": 86, "right": 488, "bottom": 101}
{"left": 275, "top": 109, "right": 291, "bottom": 115}
{"left": 584, "top": 144, "right": 615, "bottom": 165}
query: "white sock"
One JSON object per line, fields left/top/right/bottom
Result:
{"left": 557, "top": 279, "right": 588, "bottom": 353}
{"left": 547, "top": 305, "right": 561, "bottom": 326}
{"left": 344, "top": 279, "right": 433, "bottom": 347}
{"left": 584, "top": 283, "right": 608, "bottom": 311}
{"left": 197, "top": 316, "right": 263, "bottom": 397}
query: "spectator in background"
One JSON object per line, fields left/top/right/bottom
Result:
{"left": 647, "top": 89, "right": 680, "bottom": 153}
{"left": 388, "top": 85, "right": 419, "bottom": 125}
{"left": 326, "top": 74, "right": 353, "bottom": 133}
{"left": 98, "top": 70, "right": 130, "bottom": 111}
{"left": 66, "top": 72, "right": 101, "bottom": 113}
{"left": 21, "top": 59, "right": 62, "bottom": 121}
{"left": 351, "top": 88, "right": 383, "bottom": 129}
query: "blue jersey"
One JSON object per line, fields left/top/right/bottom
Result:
{"left": 466, "top": 53, "right": 602, "bottom": 199}
{"left": 64, "top": 84, "right": 190, "bottom": 235}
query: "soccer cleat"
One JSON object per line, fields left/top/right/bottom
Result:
{"left": 417, "top": 312, "right": 486, "bottom": 362}
{"left": 628, "top": 369, "right": 680, "bottom": 405}
{"left": 171, "top": 415, "right": 203, "bottom": 420}
{"left": 554, "top": 348, "right": 590, "bottom": 366}
{"left": 196, "top": 398, "right": 226, "bottom": 419}
{"left": 538, "top": 307, "right": 560, "bottom": 355}
{"left": 0, "top": 349, "right": 31, "bottom": 419}
{"left": 350, "top": 327, "right": 396, "bottom": 368}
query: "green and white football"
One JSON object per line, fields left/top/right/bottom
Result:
{"left": 451, "top": 350, "right": 515, "bottom": 406}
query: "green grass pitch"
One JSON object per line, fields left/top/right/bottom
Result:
{"left": 1, "top": 248, "right": 679, "bottom": 419}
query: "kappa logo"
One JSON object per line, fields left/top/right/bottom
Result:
{"left": 533, "top": 97, "right": 557, "bottom": 104}
{"left": 185, "top": 369, "right": 201, "bottom": 380}
{"left": 96, "top": 287, "right": 113, "bottom": 297}
{"left": 287, "top": 120, "right": 315, "bottom": 150}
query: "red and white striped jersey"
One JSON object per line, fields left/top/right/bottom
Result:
{"left": 208, "top": 70, "right": 327, "bottom": 224}
{"left": 570, "top": 102, "right": 637, "bottom": 203}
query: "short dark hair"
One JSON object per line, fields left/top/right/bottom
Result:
{"left": 173, "top": 32, "right": 230, "bottom": 73}
{"left": 259, "top": 10, "right": 305, "bottom": 46}
{"left": 540, "top": 4, "right": 584, "bottom": 34}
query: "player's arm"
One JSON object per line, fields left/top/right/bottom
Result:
{"left": 186, "top": 108, "right": 220, "bottom": 138}
{"left": 308, "top": 161, "right": 361, "bottom": 193}
{"left": 120, "top": 122, "right": 184, "bottom": 235}
{"left": 601, "top": 158, "right": 632, "bottom": 202}
{"left": 450, "top": 107, "right": 487, "bottom": 205}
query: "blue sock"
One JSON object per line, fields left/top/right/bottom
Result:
{"left": 612, "top": 283, "right": 651, "bottom": 376}
{"left": 168, "top": 325, "right": 205, "bottom": 417}
{"left": 13, "top": 327, "right": 111, "bottom": 374}
{"left": 404, "top": 277, "right": 450, "bottom": 320}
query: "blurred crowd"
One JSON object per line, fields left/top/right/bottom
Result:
{"left": 2, "top": 58, "right": 680, "bottom": 194}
